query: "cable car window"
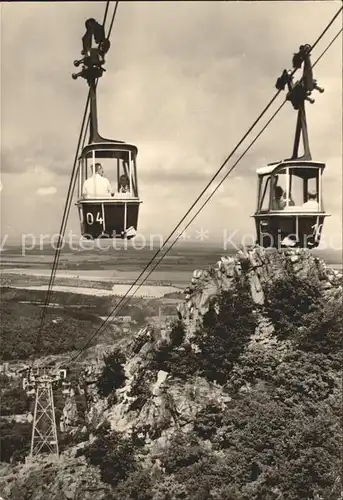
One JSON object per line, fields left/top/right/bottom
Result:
{"left": 302, "top": 176, "right": 320, "bottom": 211}
{"left": 259, "top": 176, "right": 271, "bottom": 211}
{"left": 306, "top": 177, "right": 319, "bottom": 202}
{"left": 83, "top": 150, "right": 138, "bottom": 198}
{"left": 307, "top": 177, "right": 317, "bottom": 196}
{"left": 288, "top": 173, "right": 303, "bottom": 206}
{"left": 271, "top": 169, "right": 295, "bottom": 210}
{"left": 271, "top": 172, "right": 285, "bottom": 209}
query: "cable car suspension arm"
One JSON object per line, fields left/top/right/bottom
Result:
{"left": 72, "top": 3, "right": 121, "bottom": 144}
{"left": 276, "top": 44, "right": 324, "bottom": 161}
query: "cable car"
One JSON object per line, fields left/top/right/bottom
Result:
{"left": 76, "top": 142, "right": 140, "bottom": 239}
{"left": 253, "top": 44, "right": 329, "bottom": 249}
{"left": 72, "top": 18, "right": 142, "bottom": 239}
{"left": 254, "top": 160, "right": 328, "bottom": 248}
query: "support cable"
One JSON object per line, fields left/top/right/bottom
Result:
{"left": 107, "top": 1, "right": 120, "bottom": 39}
{"left": 103, "top": 1, "right": 110, "bottom": 27}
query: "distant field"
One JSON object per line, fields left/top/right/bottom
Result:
{"left": 0, "top": 244, "right": 227, "bottom": 289}
{"left": 1, "top": 245, "right": 341, "bottom": 288}
{"left": 0, "top": 268, "right": 192, "bottom": 282}
{"left": 13, "top": 283, "right": 183, "bottom": 299}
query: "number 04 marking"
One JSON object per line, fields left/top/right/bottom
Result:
{"left": 86, "top": 212, "right": 104, "bottom": 225}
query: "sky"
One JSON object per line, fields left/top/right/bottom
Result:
{"left": 1, "top": 1, "right": 342, "bottom": 249}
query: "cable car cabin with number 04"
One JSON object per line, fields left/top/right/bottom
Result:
{"left": 72, "top": 17, "right": 142, "bottom": 240}
{"left": 253, "top": 161, "right": 329, "bottom": 249}
{"left": 76, "top": 142, "right": 141, "bottom": 239}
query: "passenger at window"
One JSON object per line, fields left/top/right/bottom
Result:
{"left": 302, "top": 190, "right": 319, "bottom": 210}
{"left": 273, "top": 186, "right": 286, "bottom": 209}
{"left": 284, "top": 193, "right": 295, "bottom": 207}
{"left": 118, "top": 174, "right": 130, "bottom": 193}
{"left": 273, "top": 186, "right": 295, "bottom": 209}
{"left": 82, "top": 163, "right": 113, "bottom": 198}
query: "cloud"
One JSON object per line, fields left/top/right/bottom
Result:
{"left": 218, "top": 197, "right": 239, "bottom": 209}
{"left": 36, "top": 186, "right": 57, "bottom": 196}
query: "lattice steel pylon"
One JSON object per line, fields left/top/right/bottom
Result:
{"left": 23, "top": 366, "right": 69, "bottom": 459}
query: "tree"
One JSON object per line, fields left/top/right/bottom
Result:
{"left": 81, "top": 422, "right": 137, "bottom": 487}
{"left": 0, "top": 387, "right": 29, "bottom": 416}
{"left": 97, "top": 350, "right": 126, "bottom": 398}
{"left": 159, "top": 431, "right": 207, "bottom": 474}
{"left": 0, "top": 421, "right": 31, "bottom": 463}
{"left": 264, "top": 274, "right": 321, "bottom": 340}
{"left": 298, "top": 296, "right": 343, "bottom": 354}
{"left": 110, "top": 469, "right": 153, "bottom": 500}
{"left": 195, "top": 280, "right": 257, "bottom": 384}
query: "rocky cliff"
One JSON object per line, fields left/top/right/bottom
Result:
{"left": 178, "top": 246, "right": 341, "bottom": 335}
{"left": 1, "top": 246, "right": 342, "bottom": 500}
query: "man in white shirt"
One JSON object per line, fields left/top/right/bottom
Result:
{"left": 302, "top": 190, "right": 319, "bottom": 211}
{"left": 82, "top": 163, "right": 113, "bottom": 198}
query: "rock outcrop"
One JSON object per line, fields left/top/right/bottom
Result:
{"left": 60, "top": 247, "right": 342, "bottom": 440}
{"left": 1, "top": 246, "right": 341, "bottom": 499}
{"left": 77, "top": 247, "right": 342, "bottom": 449}
{"left": 177, "top": 246, "right": 342, "bottom": 337}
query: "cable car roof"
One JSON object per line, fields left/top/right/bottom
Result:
{"left": 256, "top": 160, "right": 326, "bottom": 176}
{"left": 81, "top": 141, "right": 138, "bottom": 159}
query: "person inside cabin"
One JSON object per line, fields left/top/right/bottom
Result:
{"left": 118, "top": 174, "right": 130, "bottom": 194}
{"left": 283, "top": 191, "right": 295, "bottom": 207}
{"left": 273, "top": 186, "right": 286, "bottom": 210}
{"left": 82, "top": 163, "right": 113, "bottom": 198}
{"left": 302, "top": 189, "right": 319, "bottom": 210}
{"left": 272, "top": 185, "right": 295, "bottom": 209}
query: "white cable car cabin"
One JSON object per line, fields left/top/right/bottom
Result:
{"left": 72, "top": 18, "right": 142, "bottom": 240}
{"left": 253, "top": 44, "right": 330, "bottom": 249}
{"left": 76, "top": 142, "right": 141, "bottom": 239}
{"left": 253, "top": 161, "right": 329, "bottom": 248}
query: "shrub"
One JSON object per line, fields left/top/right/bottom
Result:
{"left": 151, "top": 476, "right": 189, "bottom": 500}
{"left": 148, "top": 281, "right": 256, "bottom": 385}
{"left": 0, "top": 386, "right": 29, "bottom": 416}
{"left": 127, "top": 367, "right": 154, "bottom": 412}
{"left": 81, "top": 422, "right": 137, "bottom": 487}
{"left": 169, "top": 320, "right": 185, "bottom": 347}
{"left": 58, "top": 427, "right": 90, "bottom": 452}
{"left": 151, "top": 343, "right": 200, "bottom": 381}
{"left": 110, "top": 469, "right": 153, "bottom": 500}
{"left": 298, "top": 297, "right": 343, "bottom": 354}
{"left": 0, "top": 420, "right": 31, "bottom": 463}
{"left": 97, "top": 349, "right": 126, "bottom": 398}
{"left": 194, "top": 280, "right": 257, "bottom": 384}
{"left": 194, "top": 404, "right": 224, "bottom": 440}
{"left": 264, "top": 274, "right": 321, "bottom": 340}
{"left": 159, "top": 431, "right": 206, "bottom": 474}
